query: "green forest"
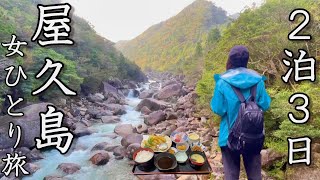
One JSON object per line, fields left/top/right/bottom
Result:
{"left": 0, "top": 0, "right": 145, "bottom": 105}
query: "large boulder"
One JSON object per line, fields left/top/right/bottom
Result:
{"left": 144, "top": 110, "right": 166, "bottom": 125}
{"left": 140, "top": 106, "right": 152, "bottom": 115}
{"left": 139, "top": 90, "right": 154, "bottom": 99}
{"left": 136, "top": 98, "right": 169, "bottom": 112}
{"left": 26, "top": 148, "right": 44, "bottom": 161}
{"left": 121, "top": 133, "right": 143, "bottom": 148}
{"left": 113, "top": 146, "right": 127, "bottom": 157}
{"left": 91, "top": 142, "right": 109, "bottom": 152}
{"left": 87, "top": 107, "right": 113, "bottom": 119}
{"left": 101, "top": 116, "right": 121, "bottom": 123}
{"left": 57, "top": 163, "right": 81, "bottom": 174}
{"left": 104, "top": 145, "right": 119, "bottom": 152}
{"left": 104, "top": 104, "right": 126, "bottom": 115}
{"left": 89, "top": 151, "right": 110, "bottom": 166}
{"left": 157, "top": 83, "right": 183, "bottom": 100}
{"left": 107, "top": 78, "right": 123, "bottom": 89}
{"left": 0, "top": 103, "right": 50, "bottom": 149}
{"left": 87, "top": 93, "right": 105, "bottom": 103}
{"left": 114, "top": 124, "right": 136, "bottom": 137}
{"left": 261, "top": 149, "right": 284, "bottom": 168}
{"left": 24, "top": 163, "right": 40, "bottom": 175}
{"left": 136, "top": 123, "right": 148, "bottom": 134}
{"left": 126, "top": 143, "right": 141, "bottom": 160}
{"left": 100, "top": 82, "right": 125, "bottom": 103}
{"left": 73, "top": 127, "right": 93, "bottom": 137}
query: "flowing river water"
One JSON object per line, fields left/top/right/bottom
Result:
{"left": 24, "top": 83, "right": 152, "bottom": 180}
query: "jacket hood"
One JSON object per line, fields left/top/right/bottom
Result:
{"left": 214, "top": 67, "right": 265, "bottom": 89}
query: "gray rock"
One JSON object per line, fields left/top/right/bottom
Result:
{"left": 0, "top": 103, "right": 50, "bottom": 149}
{"left": 139, "top": 90, "right": 154, "bottom": 99}
{"left": 24, "top": 163, "right": 40, "bottom": 175}
{"left": 51, "top": 98, "right": 67, "bottom": 107}
{"left": 87, "top": 107, "right": 113, "bottom": 119}
{"left": 104, "top": 104, "right": 126, "bottom": 115}
{"left": 113, "top": 146, "right": 126, "bottom": 157}
{"left": 145, "top": 110, "right": 166, "bottom": 125}
{"left": 107, "top": 78, "right": 123, "bottom": 89}
{"left": 157, "top": 83, "right": 183, "bottom": 100}
{"left": 89, "top": 151, "right": 110, "bottom": 166}
{"left": 73, "top": 127, "right": 93, "bottom": 137}
{"left": 166, "top": 112, "right": 178, "bottom": 120}
{"left": 101, "top": 116, "right": 121, "bottom": 123}
{"left": 91, "top": 142, "right": 109, "bottom": 152}
{"left": 87, "top": 93, "right": 105, "bottom": 103}
{"left": 105, "top": 145, "right": 119, "bottom": 152}
{"left": 57, "top": 163, "right": 81, "bottom": 174}
{"left": 121, "top": 134, "right": 143, "bottom": 148}
{"left": 136, "top": 98, "right": 169, "bottom": 112}
{"left": 140, "top": 106, "right": 152, "bottom": 115}
{"left": 261, "top": 149, "right": 284, "bottom": 168}
{"left": 26, "top": 148, "right": 44, "bottom": 161}
{"left": 100, "top": 82, "right": 125, "bottom": 103}
{"left": 126, "top": 143, "right": 141, "bottom": 160}
{"left": 136, "top": 123, "right": 148, "bottom": 134}
{"left": 114, "top": 124, "right": 136, "bottom": 137}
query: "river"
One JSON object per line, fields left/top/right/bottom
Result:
{"left": 24, "top": 83, "right": 151, "bottom": 180}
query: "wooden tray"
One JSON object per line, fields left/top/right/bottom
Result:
{"left": 132, "top": 151, "right": 212, "bottom": 175}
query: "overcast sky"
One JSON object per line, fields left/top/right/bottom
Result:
{"left": 67, "top": 0, "right": 264, "bottom": 42}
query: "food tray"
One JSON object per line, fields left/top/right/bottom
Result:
{"left": 132, "top": 151, "right": 212, "bottom": 175}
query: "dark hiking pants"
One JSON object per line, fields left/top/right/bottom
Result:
{"left": 221, "top": 146, "right": 262, "bottom": 180}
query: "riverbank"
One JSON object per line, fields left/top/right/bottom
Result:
{"left": 0, "top": 72, "right": 282, "bottom": 180}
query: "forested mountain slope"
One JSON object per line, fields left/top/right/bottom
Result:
{"left": 0, "top": 0, "right": 145, "bottom": 103}
{"left": 116, "top": 0, "right": 228, "bottom": 76}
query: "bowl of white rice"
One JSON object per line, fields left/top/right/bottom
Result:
{"left": 133, "top": 148, "right": 155, "bottom": 171}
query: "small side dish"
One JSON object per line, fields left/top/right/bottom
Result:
{"left": 176, "top": 142, "right": 189, "bottom": 152}
{"left": 168, "top": 147, "right": 178, "bottom": 155}
{"left": 175, "top": 151, "right": 188, "bottom": 163}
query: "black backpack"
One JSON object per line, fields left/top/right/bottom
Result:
{"left": 226, "top": 84, "right": 264, "bottom": 154}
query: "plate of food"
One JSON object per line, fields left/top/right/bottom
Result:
{"left": 141, "top": 134, "right": 172, "bottom": 152}
{"left": 170, "top": 131, "right": 188, "bottom": 144}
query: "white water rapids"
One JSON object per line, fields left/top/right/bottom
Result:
{"left": 24, "top": 83, "right": 152, "bottom": 180}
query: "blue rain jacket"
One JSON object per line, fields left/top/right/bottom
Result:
{"left": 210, "top": 67, "right": 271, "bottom": 147}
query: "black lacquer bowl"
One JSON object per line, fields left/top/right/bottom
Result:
{"left": 154, "top": 152, "right": 177, "bottom": 171}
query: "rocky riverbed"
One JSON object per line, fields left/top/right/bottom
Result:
{"left": 0, "top": 72, "right": 288, "bottom": 180}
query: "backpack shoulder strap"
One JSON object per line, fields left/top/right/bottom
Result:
{"left": 250, "top": 84, "right": 258, "bottom": 102}
{"left": 230, "top": 86, "right": 246, "bottom": 103}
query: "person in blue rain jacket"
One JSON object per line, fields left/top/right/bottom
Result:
{"left": 210, "top": 45, "right": 271, "bottom": 180}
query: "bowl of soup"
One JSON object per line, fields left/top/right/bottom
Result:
{"left": 154, "top": 152, "right": 177, "bottom": 171}
{"left": 189, "top": 152, "right": 206, "bottom": 169}
{"left": 188, "top": 132, "right": 200, "bottom": 144}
